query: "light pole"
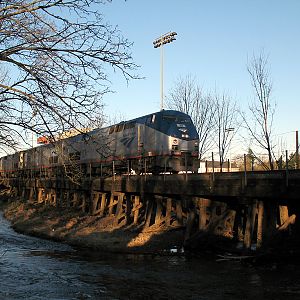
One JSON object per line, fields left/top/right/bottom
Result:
{"left": 153, "top": 31, "right": 177, "bottom": 110}
{"left": 225, "top": 127, "right": 235, "bottom": 171}
{"left": 296, "top": 130, "right": 299, "bottom": 169}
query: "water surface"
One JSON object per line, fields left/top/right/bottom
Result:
{"left": 0, "top": 213, "right": 299, "bottom": 299}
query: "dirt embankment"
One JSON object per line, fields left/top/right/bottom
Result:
{"left": 1, "top": 198, "right": 185, "bottom": 254}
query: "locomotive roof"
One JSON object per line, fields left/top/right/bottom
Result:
{"left": 85, "top": 109, "right": 199, "bottom": 140}
{"left": 86, "top": 110, "right": 191, "bottom": 132}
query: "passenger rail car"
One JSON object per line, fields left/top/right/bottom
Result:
{"left": 0, "top": 110, "right": 199, "bottom": 178}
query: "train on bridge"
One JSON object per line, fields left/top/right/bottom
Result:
{"left": 0, "top": 110, "right": 199, "bottom": 178}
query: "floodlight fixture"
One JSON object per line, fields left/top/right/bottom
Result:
{"left": 153, "top": 31, "right": 177, "bottom": 110}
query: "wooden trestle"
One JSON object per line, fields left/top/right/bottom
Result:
{"left": 7, "top": 175, "right": 296, "bottom": 252}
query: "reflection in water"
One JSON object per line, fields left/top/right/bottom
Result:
{"left": 0, "top": 212, "right": 300, "bottom": 299}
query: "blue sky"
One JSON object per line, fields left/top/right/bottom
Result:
{"left": 100, "top": 0, "right": 299, "bottom": 151}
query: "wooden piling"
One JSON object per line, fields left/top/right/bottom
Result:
{"left": 99, "top": 193, "right": 107, "bottom": 217}
{"left": 132, "top": 195, "right": 142, "bottom": 224}
{"left": 144, "top": 198, "right": 154, "bottom": 228}
{"left": 256, "top": 201, "right": 264, "bottom": 248}
{"left": 154, "top": 196, "right": 163, "bottom": 225}
{"left": 165, "top": 198, "right": 172, "bottom": 226}
{"left": 37, "top": 188, "right": 44, "bottom": 204}
{"left": 176, "top": 200, "right": 183, "bottom": 226}
{"left": 90, "top": 191, "right": 100, "bottom": 215}
{"left": 125, "top": 194, "right": 131, "bottom": 225}
{"left": 108, "top": 192, "right": 124, "bottom": 216}
{"left": 198, "top": 198, "right": 211, "bottom": 231}
{"left": 243, "top": 201, "right": 257, "bottom": 249}
{"left": 279, "top": 205, "right": 289, "bottom": 226}
{"left": 262, "top": 200, "right": 277, "bottom": 242}
{"left": 113, "top": 193, "right": 126, "bottom": 227}
{"left": 108, "top": 193, "right": 116, "bottom": 216}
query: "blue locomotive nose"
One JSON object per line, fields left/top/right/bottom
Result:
{"left": 140, "top": 109, "right": 198, "bottom": 141}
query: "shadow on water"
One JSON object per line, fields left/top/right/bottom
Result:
{"left": 1, "top": 212, "right": 300, "bottom": 299}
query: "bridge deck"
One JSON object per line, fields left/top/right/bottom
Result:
{"left": 89, "top": 170, "right": 300, "bottom": 202}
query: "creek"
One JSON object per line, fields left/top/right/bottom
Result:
{"left": 0, "top": 212, "right": 299, "bottom": 299}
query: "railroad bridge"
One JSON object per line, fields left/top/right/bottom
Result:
{"left": 2, "top": 170, "right": 300, "bottom": 252}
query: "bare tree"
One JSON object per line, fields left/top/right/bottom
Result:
{"left": 213, "top": 92, "right": 238, "bottom": 170}
{"left": 0, "top": 0, "right": 138, "bottom": 153}
{"left": 243, "top": 53, "right": 276, "bottom": 170}
{"left": 166, "top": 75, "right": 216, "bottom": 159}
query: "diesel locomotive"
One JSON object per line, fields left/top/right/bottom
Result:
{"left": 0, "top": 110, "right": 199, "bottom": 178}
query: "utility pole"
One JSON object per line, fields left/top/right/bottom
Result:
{"left": 153, "top": 31, "right": 177, "bottom": 110}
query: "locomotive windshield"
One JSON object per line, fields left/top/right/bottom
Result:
{"left": 163, "top": 115, "right": 192, "bottom": 124}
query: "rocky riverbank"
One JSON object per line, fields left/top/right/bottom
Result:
{"left": 1, "top": 197, "right": 185, "bottom": 254}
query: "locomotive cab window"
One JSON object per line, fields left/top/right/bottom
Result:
{"left": 146, "top": 115, "right": 156, "bottom": 124}
{"left": 163, "top": 115, "right": 176, "bottom": 122}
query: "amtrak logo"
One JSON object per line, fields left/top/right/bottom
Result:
{"left": 120, "top": 136, "right": 135, "bottom": 147}
{"left": 179, "top": 128, "right": 188, "bottom": 133}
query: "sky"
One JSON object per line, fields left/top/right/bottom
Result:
{"left": 100, "top": 0, "right": 300, "bottom": 153}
